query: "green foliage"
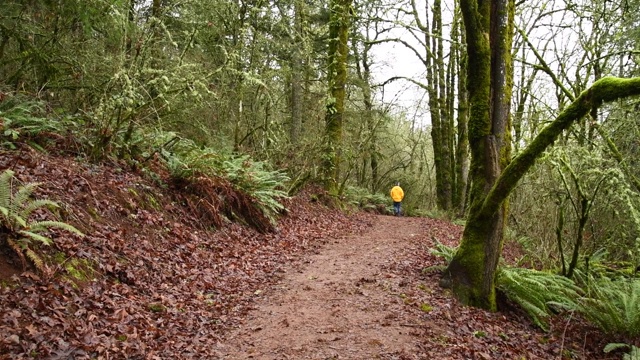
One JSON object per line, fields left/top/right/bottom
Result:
{"left": 221, "top": 155, "right": 289, "bottom": 221}
{"left": 162, "top": 134, "right": 289, "bottom": 226}
{"left": 0, "top": 169, "right": 83, "bottom": 271}
{"left": 604, "top": 343, "right": 640, "bottom": 360}
{"left": 430, "top": 241, "right": 458, "bottom": 264}
{"left": 423, "top": 241, "right": 458, "bottom": 274}
{"left": 0, "top": 96, "right": 53, "bottom": 146}
{"left": 343, "top": 186, "right": 389, "bottom": 213}
{"left": 496, "top": 267, "right": 581, "bottom": 331}
{"left": 576, "top": 275, "right": 640, "bottom": 338}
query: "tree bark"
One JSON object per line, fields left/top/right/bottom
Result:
{"left": 443, "top": 0, "right": 515, "bottom": 310}
{"left": 323, "top": 0, "right": 352, "bottom": 195}
{"left": 453, "top": 10, "right": 469, "bottom": 215}
{"left": 289, "top": 0, "right": 305, "bottom": 145}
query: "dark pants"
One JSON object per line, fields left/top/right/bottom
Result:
{"left": 393, "top": 201, "right": 402, "bottom": 216}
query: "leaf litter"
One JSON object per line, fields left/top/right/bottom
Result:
{"left": 0, "top": 148, "right": 618, "bottom": 359}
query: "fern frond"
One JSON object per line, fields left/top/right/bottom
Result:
{"left": 0, "top": 206, "right": 9, "bottom": 219}
{"left": 12, "top": 182, "right": 41, "bottom": 210}
{"left": 430, "top": 241, "right": 458, "bottom": 264}
{"left": 0, "top": 170, "right": 14, "bottom": 208}
{"left": 6, "top": 237, "right": 27, "bottom": 270}
{"left": 17, "top": 230, "right": 53, "bottom": 245}
{"left": 20, "top": 199, "right": 59, "bottom": 219}
{"left": 497, "top": 267, "right": 581, "bottom": 331}
{"left": 24, "top": 247, "right": 46, "bottom": 272}
{"left": 626, "top": 346, "right": 640, "bottom": 360}
{"left": 28, "top": 220, "right": 83, "bottom": 236}
{"left": 577, "top": 277, "right": 640, "bottom": 337}
{"left": 5, "top": 212, "right": 27, "bottom": 229}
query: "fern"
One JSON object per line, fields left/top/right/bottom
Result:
{"left": 0, "top": 170, "right": 12, "bottom": 208}
{"left": 164, "top": 141, "right": 289, "bottom": 227}
{"left": 0, "top": 169, "right": 84, "bottom": 271}
{"left": 577, "top": 276, "right": 640, "bottom": 337}
{"left": 343, "top": 186, "right": 389, "bottom": 212}
{"left": 496, "top": 267, "right": 581, "bottom": 331}
{"left": 605, "top": 343, "right": 640, "bottom": 360}
{"left": 430, "top": 241, "right": 458, "bottom": 264}
{"left": 0, "top": 96, "right": 61, "bottom": 143}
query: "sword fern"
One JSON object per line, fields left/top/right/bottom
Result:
{"left": 0, "top": 169, "right": 83, "bottom": 272}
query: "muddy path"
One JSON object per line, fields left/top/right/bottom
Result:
{"left": 213, "top": 214, "right": 609, "bottom": 360}
{"left": 215, "top": 215, "right": 437, "bottom": 359}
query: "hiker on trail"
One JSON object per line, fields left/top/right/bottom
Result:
{"left": 390, "top": 182, "right": 404, "bottom": 216}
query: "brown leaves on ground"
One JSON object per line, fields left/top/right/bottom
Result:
{"left": 0, "top": 147, "right": 620, "bottom": 359}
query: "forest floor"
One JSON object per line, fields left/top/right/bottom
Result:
{"left": 0, "top": 147, "right": 619, "bottom": 359}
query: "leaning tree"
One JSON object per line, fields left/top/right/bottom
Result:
{"left": 441, "top": 0, "right": 640, "bottom": 310}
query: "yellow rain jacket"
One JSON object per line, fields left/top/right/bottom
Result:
{"left": 390, "top": 185, "right": 404, "bottom": 202}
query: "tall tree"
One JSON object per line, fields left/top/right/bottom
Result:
{"left": 323, "top": 0, "right": 352, "bottom": 194}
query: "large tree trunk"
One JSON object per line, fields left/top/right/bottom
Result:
{"left": 442, "top": 0, "right": 515, "bottom": 310}
{"left": 323, "top": 0, "right": 352, "bottom": 195}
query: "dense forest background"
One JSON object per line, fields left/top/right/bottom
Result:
{"left": 2, "top": 0, "right": 640, "bottom": 356}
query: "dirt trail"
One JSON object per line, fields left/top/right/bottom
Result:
{"left": 216, "top": 215, "right": 426, "bottom": 359}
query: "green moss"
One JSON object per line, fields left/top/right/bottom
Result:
{"left": 147, "top": 303, "right": 166, "bottom": 313}
{"left": 473, "top": 330, "right": 487, "bottom": 338}
{"left": 145, "top": 193, "right": 160, "bottom": 210}
{"left": 449, "top": 218, "right": 501, "bottom": 311}
{"left": 88, "top": 207, "right": 100, "bottom": 220}
{"left": 53, "top": 252, "right": 97, "bottom": 282}
{"left": 420, "top": 303, "right": 433, "bottom": 312}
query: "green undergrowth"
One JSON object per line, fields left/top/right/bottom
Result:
{"left": 158, "top": 133, "right": 289, "bottom": 232}
{"left": 343, "top": 186, "right": 390, "bottom": 214}
{"left": 430, "top": 241, "right": 640, "bottom": 340}
{"left": 1, "top": 92, "right": 291, "bottom": 234}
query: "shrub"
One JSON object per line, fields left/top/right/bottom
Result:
{"left": 160, "top": 135, "right": 289, "bottom": 231}
{"left": 343, "top": 186, "right": 389, "bottom": 213}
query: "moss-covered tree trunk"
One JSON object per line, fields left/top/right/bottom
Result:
{"left": 444, "top": 0, "right": 640, "bottom": 310}
{"left": 424, "top": 0, "right": 454, "bottom": 211}
{"left": 442, "top": 0, "right": 514, "bottom": 310}
{"left": 290, "top": 0, "right": 306, "bottom": 145}
{"left": 452, "top": 10, "right": 469, "bottom": 215}
{"left": 323, "top": 0, "right": 352, "bottom": 195}
{"left": 445, "top": 61, "right": 640, "bottom": 311}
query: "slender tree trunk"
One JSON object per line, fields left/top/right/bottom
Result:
{"left": 424, "top": 0, "right": 453, "bottom": 211}
{"left": 354, "top": 43, "right": 377, "bottom": 191}
{"left": 453, "top": 10, "right": 469, "bottom": 215}
{"left": 289, "top": 0, "right": 305, "bottom": 144}
{"left": 323, "top": 0, "right": 352, "bottom": 195}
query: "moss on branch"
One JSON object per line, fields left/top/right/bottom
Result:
{"left": 480, "top": 76, "right": 640, "bottom": 217}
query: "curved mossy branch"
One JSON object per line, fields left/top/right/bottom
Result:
{"left": 479, "top": 76, "right": 640, "bottom": 219}
{"left": 380, "top": 76, "right": 429, "bottom": 91}
{"left": 519, "top": 27, "right": 640, "bottom": 193}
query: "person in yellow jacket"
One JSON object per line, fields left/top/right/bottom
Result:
{"left": 390, "top": 181, "right": 405, "bottom": 216}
